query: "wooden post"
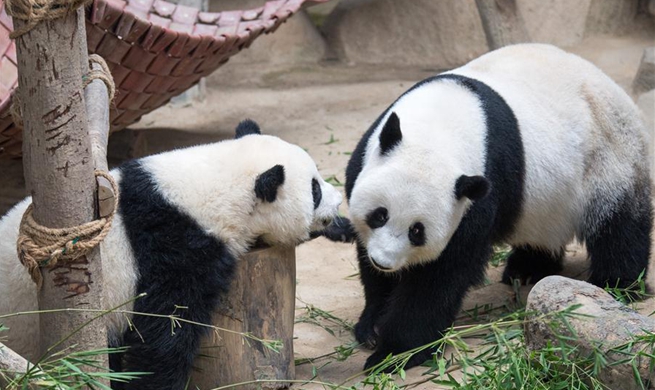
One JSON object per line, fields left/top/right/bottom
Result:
{"left": 13, "top": 7, "right": 108, "bottom": 368}
{"left": 190, "top": 246, "right": 296, "bottom": 390}
{"left": 0, "top": 342, "right": 40, "bottom": 390}
{"left": 474, "top": 0, "right": 530, "bottom": 50}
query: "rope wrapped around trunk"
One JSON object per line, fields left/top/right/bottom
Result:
{"left": 14, "top": 53, "right": 117, "bottom": 288}
{"left": 17, "top": 171, "right": 118, "bottom": 288}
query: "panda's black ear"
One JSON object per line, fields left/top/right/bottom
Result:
{"left": 455, "top": 175, "right": 490, "bottom": 201}
{"left": 379, "top": 112, "right": 402, "bottom": 155}
{"left": 235, "top": 119, "right": 261, "bottom": 139}
{"left": 255, "top": 165, "right": 285, "bottom": 202}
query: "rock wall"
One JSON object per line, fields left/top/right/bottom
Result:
{"left": 321, "top": 0, "right": 488, "bottom": 70}
{"left": 321, "top": 0, "right": 654, "bottom": 68}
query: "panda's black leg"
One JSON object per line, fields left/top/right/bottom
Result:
{"left": 501, "top": 245, "right": 564, "bottom": 286}
{"left": 584, "top": 187, "right": 652, "bottom": 297}
{"left": 355, "top": 242, "right": 398, "bottom": 349}
{"left": 120, "top": 300, "right": 212, "bottom": 390}
{"left": 108, "top": 343, "right": 125, "bottom": 390}
{"left": 364, "top": 243, "right": 490, "bottom": 371}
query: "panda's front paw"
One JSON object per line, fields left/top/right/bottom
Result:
{"left": 364, "top": 348, "right": 432, "bottom": 373}
{"left": 501, "top": 246, "right": 563, "bottom": 286}
{"left": 364, "top": 350, "right": 392, "bottom": 372}
{"left": 311, "top": 216, "right": 357, "bottom": 243}
{"left": 354, "top": 319, "right": 378, "bottom": 349}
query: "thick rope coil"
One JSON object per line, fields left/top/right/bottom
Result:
{"left": 84, "top": 54, "right": 116, "bottom": 103}
{"left": 17, "top": 170, "right": 119, "bottom": 288}
{"left": 10, "top": 54, "right": 115, "bottom": 128}
{"left": 4, "top": 0, "right": 91, "bottom": 39}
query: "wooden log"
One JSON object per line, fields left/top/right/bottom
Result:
{"left": 474, "top": 0, "right": 530, "bottom": 50}
{"left": 0, "top": 341, "right": 40, "bottom": 390}
{"left": 190, "top": 245, "right": 296, "bottom": 390}
{"left": 85, "top": 58, "right": 115, "bottom": 217}
{"left": 14, "top": 7, "right": 108, "bottom": 368}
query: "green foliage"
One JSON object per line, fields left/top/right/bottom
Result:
{"left": 295, "top": 302, "right": 354, "bottom": 337}
{"left": 489, "top": 245, "right": 512, "bottom": 267}
{"left": 324, "top": 175, "right": 344, "bottom": 187}
{"left": 603, "top": 270, "right": 651, "bottom": 305}
{"left": 0, "top": 293, "right": 283, "bottom": 389}
{"left": 1, "top": 346, "right": 146, "bottom": 390}
{"left": 292, "top": 301, "right": 655, "bottom": 390}
{"left": 325, "top": 134, "right": 339, "bottom": 145}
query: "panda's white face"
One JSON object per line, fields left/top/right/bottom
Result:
{"left": 246, "top": 134, "right": 344, "bottom": 247}
{"left": 350, "top": 161, "right": 469, "bottom": 272}
{"left": 142, "top": 121, "right": 342, "bottom": 255}
{"left": 349, "top": 108, "right": 489, "bottom": 272}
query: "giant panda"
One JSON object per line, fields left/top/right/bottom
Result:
{"left": 0, "top": 120, "right": 343, "bottom": 389}
{"left": 338, "top": 44, "right": 652, "bottom": 370}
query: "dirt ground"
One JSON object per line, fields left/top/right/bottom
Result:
{"left": 122, "top": 34, "right": 655, "bottom": 389}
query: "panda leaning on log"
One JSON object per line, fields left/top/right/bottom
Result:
{"left": 0, "top": 120, "right": 342, "bottom": 390}
{"left": 322, "top": 43, "right": 653, "bottom": 370}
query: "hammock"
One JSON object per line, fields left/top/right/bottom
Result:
{"left": 0, "top": 0, "right": 325, "bottom": 159}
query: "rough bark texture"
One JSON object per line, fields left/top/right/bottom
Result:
{"left": 190, "top": 246, "right": 296, "bottom": 389}
{"left": 525, "top": 276, "right": 655, "bottom": 390}
{"left": 474, "top": 0, "right": 530, "bottom": 50}
{"left": 15, "top": 7, "right": 107, "bottom": 367}
{"left": 633, "top": 47, "right": 655, "bottom": 96}
{"left": 85, "top": 59, "right": 115, "bottom": 218}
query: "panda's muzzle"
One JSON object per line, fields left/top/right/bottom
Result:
{"left": 370, "top": 257, "right": 393, "bottom": 271}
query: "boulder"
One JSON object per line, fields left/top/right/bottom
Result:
{"left": 321, "top": 0, "right": 488, "bottom": 70}
{"left": 525, "top": 276, "right": 655, "bottom": 390}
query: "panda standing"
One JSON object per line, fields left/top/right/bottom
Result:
{"left": 334, "top": 44, "right": 652, "bottom": 370}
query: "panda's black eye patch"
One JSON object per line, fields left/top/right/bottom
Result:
{"left": 366, "top": 207, "right": 389, "bottom": 229}
{"left": 312, "top": 178, "right": 322, "bottom": 210}
{"left": 408, "top": 222, "right": 425, "bottom": 246}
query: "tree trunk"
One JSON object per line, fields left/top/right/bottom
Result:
{"left": 190, "top": 245, "right": 296, "bottom": 389}
{"left": 475, "top": 0, "right": 530, "bottom": 50}
{"left": 14, "top": 7, "right": 108, "bottom": 369}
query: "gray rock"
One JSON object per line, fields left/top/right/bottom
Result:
{"left": 321, "top": 0, "right": 488, "bottom": 69}
{"left": 634, "top": 47, "right": 655, "bottom": 97}
{"left": 525, "top": 276, "right": 655, "bottom": 390}
{"left": 585, "top": 0, "right": 642, "bottom": 36}
{"left": 517, "top": 0, "right": 592, "bottom": 47}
